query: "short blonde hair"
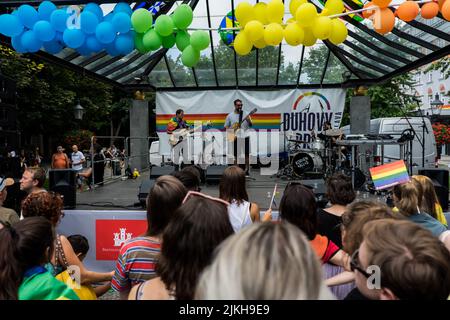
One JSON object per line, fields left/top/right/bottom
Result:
{"left": 195, "top": 222, "right": 330, "bottom": 300}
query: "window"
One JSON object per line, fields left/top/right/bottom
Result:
{"left": 428, "top": 95, "right": 433, "bottom": 107}
{"left": 415, "top": 72, "right": 422, "bottom": 84}
{"left": 440, "top": 71, "right": 445, "bottom": 79}
{"left": 428, "top": 72, "right": 433, "bottom": 83}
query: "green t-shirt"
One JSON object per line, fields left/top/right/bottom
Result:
{"left": 19, "top": 267, "right": 79, "bottom": 300}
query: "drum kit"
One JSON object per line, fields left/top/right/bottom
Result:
{"left": 278, "top": 129, "right": 346, "bottom": 180}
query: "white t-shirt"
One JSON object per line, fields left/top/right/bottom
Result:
{"left": 225, "top": 111, "right": 251, "bottom": 138}
{"left": 71, "top": 151, "right": 85, "bottom": 171}
{"left": 228, "top": 200, "right": 253, "bottom": 233}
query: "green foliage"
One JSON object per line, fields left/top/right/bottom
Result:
{"left": 64, "top": 129, "right": 95, "bottom": 152}
{"left": 427, "top": 57, "right": 450, "bottom": 80}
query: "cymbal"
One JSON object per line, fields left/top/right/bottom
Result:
{"left": 288, "top": 139, "right": 308, "bottom": 143}
{"left": 324, "top": 129, "right": 343, "bottom": 136}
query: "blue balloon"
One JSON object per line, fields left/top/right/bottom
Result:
{"left": 86, "top": 35, "right": 103, "bottom": 52}
{"left": 0, "top": 14, "right": 24, "bottom": 37}
{"left": 43, "top": 40, "right": 63, "bottom": 54}
{"left": 80, "top": 11, "right": 99, "bottom": 34}
{"left": 112, "top": 12, "right": 131, "bottom": 33}
{"left": 18, "top": 5, "right": 39, "bottom": 29}
{"left": 38, "top": 1, "right": 57, "bottom": 21}
{"left": 12, "top": 34, "right": 27, "bottom": 53}
{"left": 105, "top": 41, "right": 120, "bottom": 56}
{"left": 95, "top": 21, "right": 116, "bottom": 44}
{"left": 55, "top": 31, "right": 64, "bottom": 43}
{"left": 33, "top": 20, "right": 56, "bottom": 42}
{"left": 21, "top": 30, "right": 42, "bottom": 52}
{"left": 115, "top": 33, "right": 134, "bottom": 55}
{"left": 77, "top": 43, "right": 92, "bottom": 56}
{"left": 113, "top": 3, "right": 133, "bottom": 16}
{"left": 84, "top": 3, "right": 104, "bottom": 21}
{"left": 63, "top": 28, "right": 85, "bottom": 49}
{"left": 104, "top": 13, "right": 114, "bottom": 22}
{"left": 50, "top": 9, "right": 69, "bottom": 32}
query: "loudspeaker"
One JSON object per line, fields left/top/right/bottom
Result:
{"left": 150, "top": 166, "right": 175, "bottom": 179}
{"left": 418, "top": 168, "right": 449, "bottom": 211}
{"left": 138, "top": 180, "right": 155, "bottom": 208}
{"left": 206, "top": 165, "right": 227, "bottom": 184}
{"left": 49, "top": 169, "right": 76, "bottom": 209}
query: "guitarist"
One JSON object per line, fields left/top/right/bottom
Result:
{"left": 167, "top": 109, "right": 190, "bottom": 169}
{"left": 225, "top": 99, "right": 253, "bottom": 176}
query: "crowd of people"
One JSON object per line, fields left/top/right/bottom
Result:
{"left": 0, "top": 164, "right": 450, "bottom": 300}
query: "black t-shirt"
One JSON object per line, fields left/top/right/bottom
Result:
{"left": 344, "top": 288, "right": 370, "bottom": 300}
{"left": 317, "top": 208, "right": 343, "bottom": 248}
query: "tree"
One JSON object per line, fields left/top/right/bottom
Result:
{"left": 302, "top": 45, "right": 347, "bottom": 83}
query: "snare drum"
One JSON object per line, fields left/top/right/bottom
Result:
{"left": 292, "top": 152, "right": 324, "bottom": 177}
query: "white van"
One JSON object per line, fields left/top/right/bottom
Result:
{"left": 342, "top": 117, "right": 437, "bottom": 169}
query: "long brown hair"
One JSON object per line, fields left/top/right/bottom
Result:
{"left": 363, "top": 219, "right": 450, "bottom": 300}
{"left": 392, "top": 181, "right": 419, "bottom": 217}
{"left": 413, "top": 175, "right": 440, "bottom": 219}
{"left": 219, "top": 166, "right": 249, "bottom": 205}
{"left": 0, "top": 217, "right": 54, "bottom": 300}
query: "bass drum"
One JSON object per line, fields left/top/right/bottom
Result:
{"left": 292, "top": 152, "right": 323, "bottom": 177}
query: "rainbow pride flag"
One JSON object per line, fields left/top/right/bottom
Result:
{"left": 369, "top": 160, "right": 410, "bottom": 190}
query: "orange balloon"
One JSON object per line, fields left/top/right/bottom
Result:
{"left": 442, "top": 0, "right": 450, "bottom": 20}
{"left": 396, "top": 1, "right": 419, "bottom": 21}
{"left": 362, "top": 2, "right": 377, "bottom": 18}
{"left": 373, "top": 8, "right": 395, "bottom": 34}
{"left": 438, "top": 0, "right": 446, "bottom": 10}
{"left": 421, "top": 1, "right": 439, "bottom": 19}
{"left": 372, "top": 0, "right": 391, "bottom": 9}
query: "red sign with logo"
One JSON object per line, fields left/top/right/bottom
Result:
{"left": 96, "top": 220, "right": 148, "bottom": 260}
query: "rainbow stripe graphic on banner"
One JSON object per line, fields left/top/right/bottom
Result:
{"left": 440, "top": 105, "right": 450, "bottom": 110}
{"left": 293, "top": 92, "right": 331, "bottom": 111}
{"left": 156, "top": 113, "right": 281, "bottom": 132}
{"left": 369, "top": 160, "right": 410, "bottom": 190}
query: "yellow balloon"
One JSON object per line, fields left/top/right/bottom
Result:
{"left": 244, "top": 20, "right": 264, "bottom": 42}
{"left": 320, "top": 8, "right": 330, "bottom": 16}
{"left": 235, "top": 2, "right": 255, "bottom": 27}
{"left": 283, "top": 23, "right": 304, "bottom": 46}
{"left": 266, "top": 0, "right": 285, "bottom": 23}
{"left": 287, "top": 17, "right": 296, "bottom": 23}
{"left": 253, "top": 37, "right": 267, "bottom": 49}
{"left": 328, "top": 18, "right": 348, "bottom": 45}
{"left": 254, "top": 2, "right": 269, "bottom": 25}
{"left": 302, "top": 27, "right": 317, "bottom": 46}
{"left": 313, "top": 16, "right": 332, "bottom": 40}
{"left": 234, "top": 32, "right": 253, "bottom": 55}
{"left": 325, "top": 0, "right": 345, "bottom": 15}
{"left": 263, "top": 22, "right": 284, "bottom": 46}
{"left": 290, "top": 0, "right": 308, "bottom": 16}
{"left": 296, "top": 3, "right": 318, "bottom": 27}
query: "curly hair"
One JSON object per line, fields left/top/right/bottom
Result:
{"left": 21, "top": 192, "right": 64, "bottom": 226}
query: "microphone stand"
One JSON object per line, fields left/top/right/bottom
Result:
{"left": 414, "top": 98, "right": 428, "bottom": 168}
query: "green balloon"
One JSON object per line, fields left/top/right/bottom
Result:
{"left": 181, "top": 45, "right": 200, "bottom": 68}
{"left": 134, "top": 33, "right": 149, "bottom": 53}
{"left": 175, "top": 30, "right": 190, "bottom": 51}
{"left": 162, "top": 34, "right": 176, "bottom": 49}
{"left": 131, "top": 8, "right": 153, "bottom": 33}
{"left": 154, "top": 14, "right": 174, "bottom": 37}
{"left": 143, "top": 29, "right": 162, "bottom": 51}
{"left": 172, "top": 4, "right": 193, "bottom": 29}
{"left": 190, "top": 30, "right": 210, "bottom": 51}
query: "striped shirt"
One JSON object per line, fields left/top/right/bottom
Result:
{"left": 111, "top": 237, "right": 161, "bottom": 292}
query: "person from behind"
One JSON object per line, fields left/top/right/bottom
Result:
{"left": 171, "top": 169, "right": 201, "bottom": 192}
{"left": 392, "top": 181, "right": 447, "bottom": 237}
{"left": 129, "top": 191, "right": 234, "bottom": 300}
{"left": 0, "top": 177, "right": 19, "bottom": 227}
{"left": 0, "top": 217, "right": 79, "bottom": 300}
{"left": 354, "top": 219, "right": 450, "bottom": 300}
{"left": 412, "top": 175, "right": 448, "bottom": 227}
{"left": 51, "top": 146, "right": 70, "bottom": 169}
{"left": 20, "top": 167, "right": 46, "bottom": 194}
{"left": 196, "top": 222, "right": 334, "bottom": 300}
{"left": 21, "top": 192, "right": 113, "bottom": 285}
{"left": 55, "top": 234, "right": 110, "bottom": 300}
{"left": 219, "top": 166, "right": 270, "bottom": 232}
{"left": 340, "top": 200, "right": 397, "bottom": 300}
{"left": 112, "top": 176, "right": 187, "bottom": 299}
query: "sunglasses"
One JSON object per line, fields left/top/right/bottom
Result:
{"left": 350, "top": 249, "right": 371, "bottom": 278}
{"left": 182, "top": 191, "right": 230, "bottom": 206}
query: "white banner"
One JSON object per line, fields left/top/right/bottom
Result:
{"left": 155, "top": 89, "right": 346, "bottom": 167}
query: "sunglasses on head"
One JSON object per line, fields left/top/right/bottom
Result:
{"left": 182, "top": 191, "right": 230, "bottom": 206}
{"left": 350, "top": 249, "right": 371, "bottom": 278}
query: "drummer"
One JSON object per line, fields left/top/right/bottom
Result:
{"left": 314, "top": 121, "right": 343, "bottom": 147}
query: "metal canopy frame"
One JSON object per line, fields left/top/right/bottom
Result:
{"left": 0, "top": 0, "right": 449, "bottom": 92}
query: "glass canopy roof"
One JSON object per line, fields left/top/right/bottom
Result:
{"left": 1, "top": 0, "right": 449, "bottom": 91}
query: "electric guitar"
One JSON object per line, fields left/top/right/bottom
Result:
{"left": 169, "top": 121, "right": 212, "bottom": 147}
{"left": 227, "top": 108, "right": 257, "bottom": 142}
